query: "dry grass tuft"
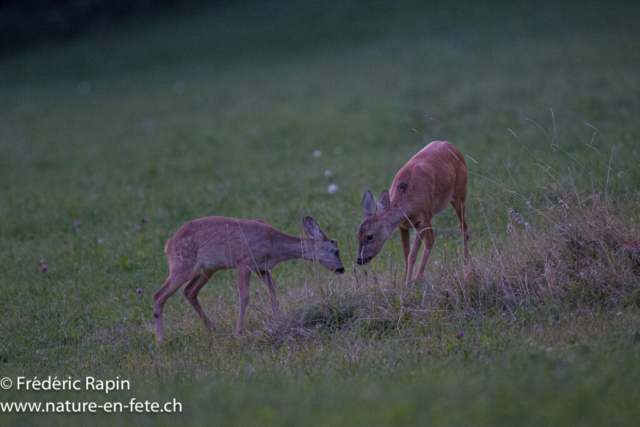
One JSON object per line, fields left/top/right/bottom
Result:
{"left": 267, "top": 187, "right": 640, "bottom": 341}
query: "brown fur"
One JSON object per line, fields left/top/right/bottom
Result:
{"left": 357, "top": 141, "right": 469, "bottom": 284}
{"left": 153, "top": 216, "right": 344, "bottom": 342}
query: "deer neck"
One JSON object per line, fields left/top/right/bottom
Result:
{"left": 272, "top": 233, "right": 314, "bottom": 264}
{"left": 382, "top": 206, "right": 406, "bottom": 231}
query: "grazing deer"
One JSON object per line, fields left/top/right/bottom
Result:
{"left": 153, "top": 216, "right": 344, "bottom": 342}
{"left": 356, "top": 140, "right": 469, "bottom": 284}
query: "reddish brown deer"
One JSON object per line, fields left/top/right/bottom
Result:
{"left": 153, "top": 216, "right": 344, "bottom": 342}
{"left": 356, "top": 141, "right": 469, "bottom": 284}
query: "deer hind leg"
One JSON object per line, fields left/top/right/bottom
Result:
{"left": 256, "top": 270, "right": 281, "bottom": 317}
{"left": 235, "top": 265, "right": 252, "bottom": 335}
{"left": 153, "top": 263, "right": 196, "bottom": 343}
{"left": 415, "top": 225, "right": 435, "bottom": 280}
{"left": 183, "top": 269, "right": 216, "bottom": 329}
{"left": 451, "top": 200, "right": 469, "bottom": 260}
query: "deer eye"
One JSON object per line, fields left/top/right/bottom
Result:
{"left": 367, "top": 234, "right": 374, "bottom": 241}
{"left": 335, "top": 250, "right": 340, "bottom": 257}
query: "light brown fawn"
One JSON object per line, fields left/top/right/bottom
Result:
{"left": 153, "top": 216, "right": 344, "bottom": 342}
{"left": 356, "top": 141, "right": 469, "bottom": 284}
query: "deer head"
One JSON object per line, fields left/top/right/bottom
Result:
{"left": 356, "top": 190, "right": 394, "bottom": 265}
{"left": 302, "top": 216, "right": 345, "bottom": 274}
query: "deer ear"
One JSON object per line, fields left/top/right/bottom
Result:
{"left": 361, "top": 190, "right": 375, "bottom": 218}
{"left": 302, "top": 216, "right": 327, "bottom": 240}
{"left": 376, "top": 190, "right": 391, "bottom": 214}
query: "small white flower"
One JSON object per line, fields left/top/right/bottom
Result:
{"left": 324, "top": 170, "right": 332, "bottom": 177}
{"left": 97, "top": 239, "right": 103, "bottom": 245}
{"left": 327, "top": 184, "right": 339, "bottom": 194}
{"left": 313, "top": 150, "right": 322, "bottom": 158}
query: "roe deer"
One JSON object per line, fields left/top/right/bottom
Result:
{"left": 153, "top": 216, "right": 344, "bottom": 342}
{"left": 356, "top": 140, "right": 469, "bottom": 284}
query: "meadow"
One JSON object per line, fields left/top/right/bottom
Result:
{"left": 1, "top": 0, "right": 640, "bottom": 425}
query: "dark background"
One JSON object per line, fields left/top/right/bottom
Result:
{"left": 0, "top": 0, "right": 232, "bottom": 51}
{"left": 3, "top": 0, "right": 639, "bottom": 54}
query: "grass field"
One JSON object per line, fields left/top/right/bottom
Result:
{"left": 1, "top": 0, "right": 640, "bottom": 425}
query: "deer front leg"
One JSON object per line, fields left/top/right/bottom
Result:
{"left": 415, "top": 225, "right": 435, "bottom": 280}
{"left": 257, "top": 270, "right": 281, "bottom": 317}
{"left": 399, "top": 227, "right": 411, "bottom": 278}
{"left": 405, "top": 231, "right": 424, "bottom": 285}
{"left": 235, "top": 265, "right": 252, "bottom": 335}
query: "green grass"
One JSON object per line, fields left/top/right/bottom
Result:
{"left": 1, "top": 0, "right": 640, "bottom": 425}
